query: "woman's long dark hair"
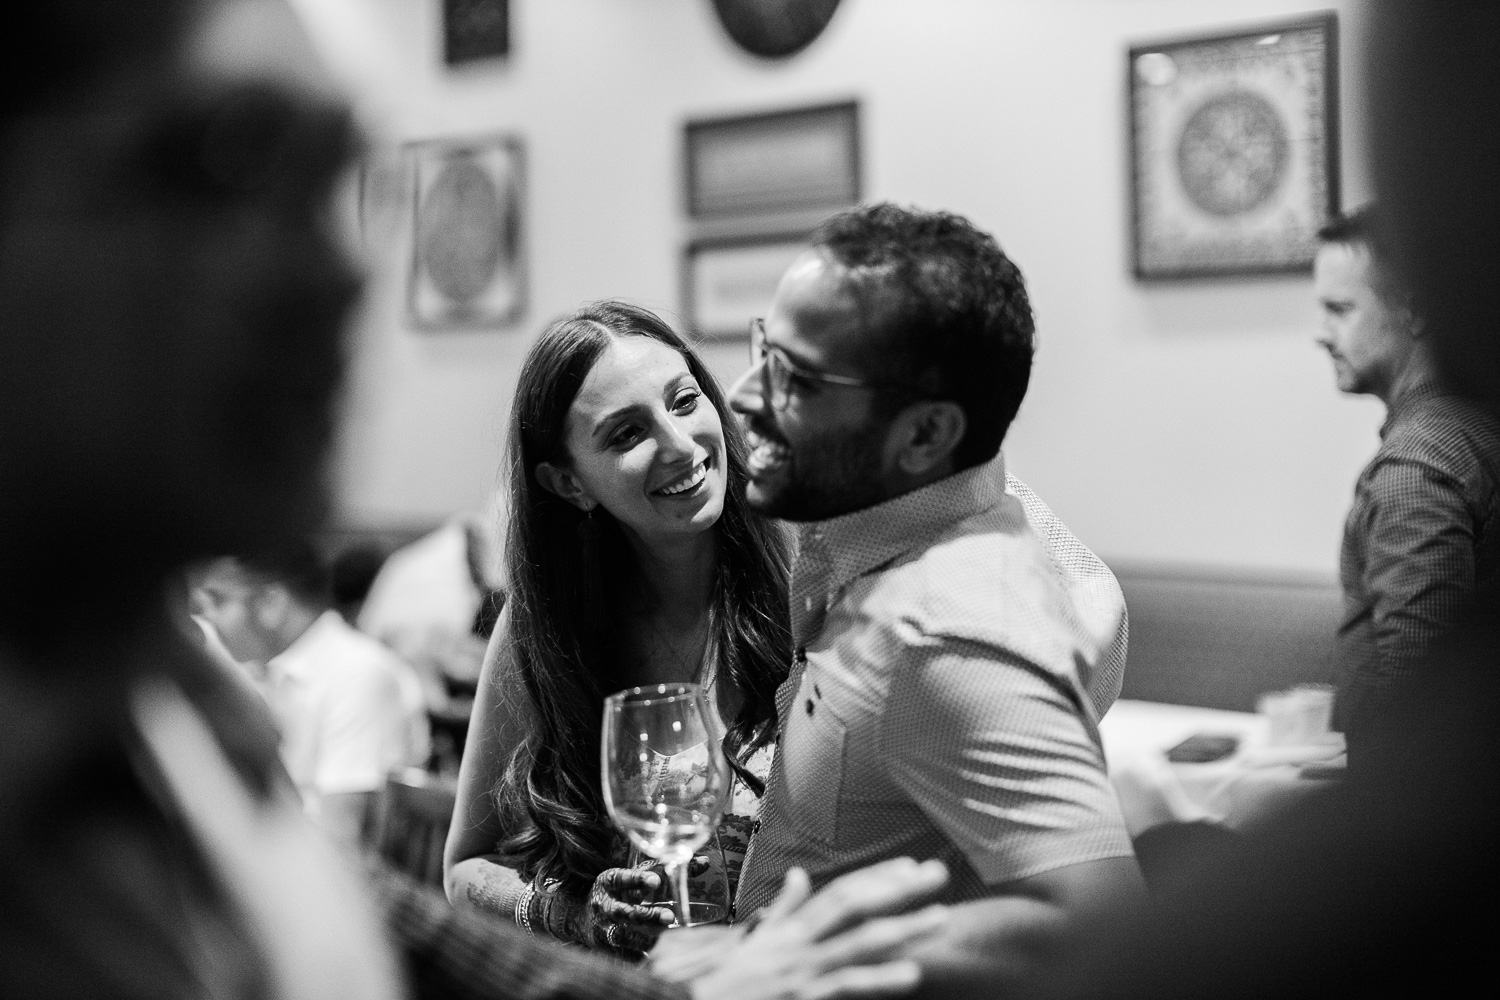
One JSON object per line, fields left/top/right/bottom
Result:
{"left": 493, "top": 301, "right": 790, "bottom": 892}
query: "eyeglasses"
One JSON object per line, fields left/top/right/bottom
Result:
{"left": 748, "top": 318, "right": 919, "bottom": 411}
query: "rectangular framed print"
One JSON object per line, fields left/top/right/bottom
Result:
{"left": 685, "top": 101, "right": 859, "bottom": 219}
{"left": 1129, "top": 13, "right": 1339, "bottom": 279}
{"left": 683, "top": 234, "right": 811, "bottom": 340}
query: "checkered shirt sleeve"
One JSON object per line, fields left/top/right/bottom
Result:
{"left": 365, "top": 859, "right": 686, "bottom": 1000}
{"left": 1358, "top": 458, "right": 1482, "bottom": 673}
{"left": 1340, "top": 388, "right": 1500, "bottom": 690}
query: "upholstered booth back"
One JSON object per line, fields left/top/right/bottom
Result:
{"left": 1115, "top": 566, "right": 1343, "bottom": 713}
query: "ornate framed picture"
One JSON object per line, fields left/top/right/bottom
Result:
{"left": 406, "top": 135, "right": 524, "bottom": 330}
{"left": 1128, "top": 13, "right": 1339, "bottom": 279}
{"left": 683, "top": 233, "right": 811, "bottom": 340}
{"left": 685, "top": 101, "right": 859, "bottom": 219}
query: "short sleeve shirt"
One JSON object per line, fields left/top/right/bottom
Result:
{"left": 735, "top": 456, "right": 1133, "bottom": 915}
{"left": 266, "top": 611, "right": 429, "bottom": 806}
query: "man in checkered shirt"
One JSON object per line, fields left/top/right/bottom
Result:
{"left": 726, "top": 203, "right": 1145, "bottom": 994}
{"left": 1314, "top": 205, "right": 1500, "bottom": 766}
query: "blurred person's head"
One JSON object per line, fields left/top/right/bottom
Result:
{"left": 729, "top": 203, "right": 1035, "bottom": 521}
{"left": 190, "top": 539, "right": 331, "bottom": 664}
{"left": 1313, "top": 204, "right": 1427, "bottom": 402}
{"left": 500, "top": 300, "right": 789, "bottom": 891}
{"left": 0, "top": 0, "right": 360, "bottom": 657}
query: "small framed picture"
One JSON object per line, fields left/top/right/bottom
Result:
{"left": 685, "top": 101, "right": 859, "bottom": 219}
{"left": 406, "top": 135, "right": 525, "bottom": 331}
{"left": 443, "top": 0, "right": 509, "bottom": 66}
{"left": 1128, "top": 13, "right": 1339, "bottom": 279}
{"left": 683, "top": 233, "right": 811, "bottom": 340}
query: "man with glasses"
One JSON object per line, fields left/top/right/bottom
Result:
{"left": 724, "top": 203, "right": 1144, "bottom": 995}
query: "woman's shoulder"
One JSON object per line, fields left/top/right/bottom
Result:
{"left": 476, "top": 603, "right": 540, "bottom": 736}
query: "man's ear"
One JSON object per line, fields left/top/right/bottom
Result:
{"left": 890, "top": 401, "right": 967, "bottom": 476}
{"left": 534, "top": 462, "right": 597, "bottom": 511}
{"left": 1404, "top": 307, "right": 1427, "bottom": 340}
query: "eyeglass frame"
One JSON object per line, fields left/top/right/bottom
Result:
{"left": 747, "top": 317, "right": 924, "bottom": 411}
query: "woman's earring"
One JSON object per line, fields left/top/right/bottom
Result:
{"left": 576, "top": 505, "right": 601, "bottom": 542}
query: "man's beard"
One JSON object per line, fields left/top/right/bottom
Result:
{"left": 747, "top": 419, "right": 890, "bottom": 522}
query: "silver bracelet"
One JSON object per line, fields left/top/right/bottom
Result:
{"left": 514, "top": 881, "right": 537, "bottom": 936}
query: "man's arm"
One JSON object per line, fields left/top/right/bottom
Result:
{"left": 1362, "top": 458, "right": 1482, "bottom": 677}
{"left": 897, "top": 857, "right": 1146, "bottom": 1000}
{"left": 882, "top": 642, "right": 1146, "bottom": 997}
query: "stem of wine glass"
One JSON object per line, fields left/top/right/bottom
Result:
{"left": 666, "top": 858, "right": 691, "bottom": 927}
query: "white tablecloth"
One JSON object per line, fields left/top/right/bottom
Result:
{"left": 1098, "top": 699, "right": 1345, "bottom": 837}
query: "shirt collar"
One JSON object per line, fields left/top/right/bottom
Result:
{"left": 1381, "top": 374, "right": 1445, "bottom": 437}
{"left": 266, "top": 609, "right": 343, "bottom": 681}
{"left": 794, "top": 453, "right": 1006, "bottom": 593}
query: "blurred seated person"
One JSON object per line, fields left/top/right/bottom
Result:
{"left": 192, "top": 540, "right": 430, "bottom": 843}
{"left": 357, "top": 512, "right": 503, "bottom": 707}
{"left": 329, "top": 541, "right": 392, "bottom": 623}
{"left": 444, "top": 301, "right": 791, "bottom": 957}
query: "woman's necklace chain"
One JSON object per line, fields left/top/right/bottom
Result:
{"left": 642, "top": 612, "right": 712, "bottom": 682}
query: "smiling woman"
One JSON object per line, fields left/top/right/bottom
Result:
{"left": 443, "top": 301, "right": 791, "bottom": 957}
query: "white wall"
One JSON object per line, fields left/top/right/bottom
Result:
{"left": 298, "top": 0, "right": 1378, "bottom": 576}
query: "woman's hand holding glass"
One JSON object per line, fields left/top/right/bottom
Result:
{"left": 602, "top": 683, "right": 732, "bottom": 929}
{"left": 522, "top": 867, "right": 673, "bottom": 954}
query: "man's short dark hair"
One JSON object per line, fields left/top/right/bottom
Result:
{"left": 240, "top": 539, "right": 331, "bottom": 607}
{"left": 1317, "top": 204, "right": 1413, "bottom": 311}
{"left": 811, "top": 203, "right": 1035, "bottom": 470}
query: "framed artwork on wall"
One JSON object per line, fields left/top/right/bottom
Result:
{"left": 1128, "top": 12, "right": 1339, "bottom": 279}
{"left": 683, "top": 233, "right": 811, "bottom": 340}
{"left": 406, "top": 135, "right": 525, "bottom": 330}
{"left": 443, "top": 0, "right": 509, "bottom": 65}
{"left": 685, "top": 101, "right": 859, "bottom": 219}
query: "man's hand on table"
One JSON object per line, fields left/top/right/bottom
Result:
{"left": 653, "top": 857, "right": 949, "bottom": 1000}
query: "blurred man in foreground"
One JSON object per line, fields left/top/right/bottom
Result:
{"left": 1314, "top": 205, "right": 1500, "bottom": 765}
{"left": 0, "top": 2, "right": 948, "bottom": 998}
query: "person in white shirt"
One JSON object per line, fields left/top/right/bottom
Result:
{"left": 192, "top": 540, "right": 429, "bottom": 842}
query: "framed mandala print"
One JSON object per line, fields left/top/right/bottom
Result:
{"left": 405, "top": 135, "right": 525, "bottom": 330}
{"left": 1128, "top": 13, "right": 1339, "bottom": 279}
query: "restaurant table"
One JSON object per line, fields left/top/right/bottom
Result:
{"left": 1098, "top": 699, "right": 1346, "bottom": 837}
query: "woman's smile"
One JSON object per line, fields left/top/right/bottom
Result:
{"left": 653, "top": 457, "right": 712, "bottom": 497}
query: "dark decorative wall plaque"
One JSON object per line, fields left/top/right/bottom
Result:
{"left": 444, "top": 0, "right": 509, "bottom": 66}
{"left": 710, "top": 0, "right": 842, "bottom": 59}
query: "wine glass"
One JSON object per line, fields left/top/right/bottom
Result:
{"left": 601, "top": 682, "right": 731, "bottom": 927}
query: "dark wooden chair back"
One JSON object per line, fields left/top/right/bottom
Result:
{"left": 371, "top": 768, "right": 456, "bottom": 889}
